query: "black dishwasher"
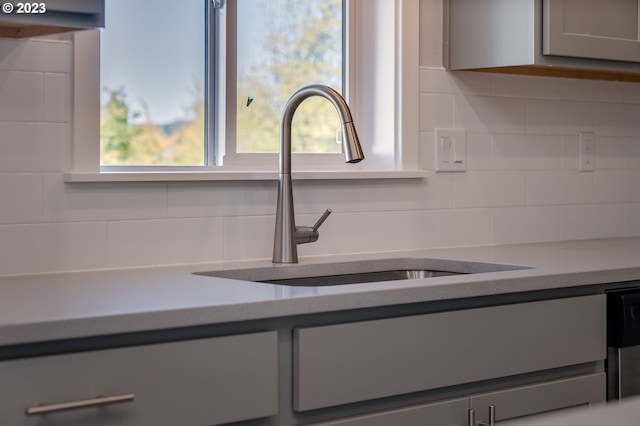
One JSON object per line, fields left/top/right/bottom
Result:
{"left": 607, "top": 288, "right": 640, "bottom": 400}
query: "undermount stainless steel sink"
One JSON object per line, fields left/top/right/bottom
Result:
{"left": 261, "top": 269, "right": 463, "bottom": 286}
{"left": 195, "top": 258, "right": 531, "bottom": 287}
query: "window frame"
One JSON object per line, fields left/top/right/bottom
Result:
{"left": 221, "top": 0, "right": 350, "bottom": 169}
{"left": 67, "top": 0, "right": 422, "bottom": 182}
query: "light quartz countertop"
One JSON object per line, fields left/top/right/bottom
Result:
{"left": 2, "top": 237, "right": 640, "bottom": 346}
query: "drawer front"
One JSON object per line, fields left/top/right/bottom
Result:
{"left": 294, "top": 295, "right": 605, "bottom": 411}
{"left": 470, "top": 373, "right": 606, "bottom": 423}
{"left": 0, "top": 331, "right": 278, "bottom": 426}
{"left": 313, "top": 397, "right": 468, "bottom": 426}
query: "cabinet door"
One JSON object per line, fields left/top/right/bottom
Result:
{"left": 543, "top": 0, "right": 640, "bottom": 62}
{"left": 0, "top": 0, "right": 104, "bottom": 37}
{"left": 312, "top": 398, "right": 469, "bottom": 426}
{"left": 469, "top": 373, "right": 605, "bottom": 424}
{"left": 0, "top": 331, "right": 278, "bottom": 426}
{"left": 43, "top": 0, "right": 104, "bottom": 14}
{"left": 294, "top": 295, "right": 605, "bottom": 412}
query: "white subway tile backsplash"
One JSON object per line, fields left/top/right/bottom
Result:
{"left": 594, "top": 103, "right": 640, "bottom": 137}
{"left": 526, "top": 171, "right": 593, "bottom": 206}
{"left": 491, "top": 74, "right": 562, "bottom": 99}
{"left": 595, "top": 135, "right": 628, "bottom": 170}
{"left": 593, "top": 170, "right": 637, "bottom": 204}
{"left": 419, "top": 68, "right": 492, "bottom": 95}
{"left": 301, "top": 211, "right": 425, "bottom": 256}
{"left": 419, "top": 93, "right": 453, "bottom": 131}
{"left": 624, "top": 204, "right": 640, "bottom": 236}
{"left": 527, "top": 170, "right": 569, "bottom": 206}
{"left": 419, "top": 131, "right": 436, "bottom": 170}
{"left": 453, "top": 95, "right": 527, "bottom": 134}
{"left": 43, "top": 175, "right": 168, "bottom": 222}
{"left": 44, "top": 73, "right": 70, "bottom": 122}
{"left": 492, "top": 134, "right": 562, "bottom": 170}
{"left": 558, "top": 171, "right": 594, "bottom": 205}
{"left": 0, "top": 71, "right": 43, "bottom": 122}
{"left": 561, "top": 135, "right": 580, "bottom": 171}
{"left": 0, "top": 222, "right": 107, "bottom": 275}
{"left": 0, "top": 123, "right": 68, "bottom": 172}
{"left": 527, "top": 99, "right": 593, "bottom": 135}
{"left": 492, "top": 206, "right": 562, "bottom": 245}
{"left": 107, "top": 218, "right": 224, "bottom": 267}
{"left": 292, "top": 180, "right": 372, "bottom": 214}
{"left": 466, "top": 133, "right": 492, "bottom": 170}
{"left": 222, "top": 215, "right": 278, "bottom": 261}
{"left": 0, "top": 173, "right": 42, "bottom": 224}
{"left": 619, "top": 82, "right": 640, "bottom": 104}
{"left": 370, "top": 175, "right": 453, "bottom": 211}
{"left": 0, "top": 39, "right": 71, "bottom": 73}
{"left": 418, "top": 208, "right": 491, "bottom": 248}
{"left": 560, "top": 204, "right": 625, "bottom": 240}
{"left": 561, "top": 79, "right": 625, "bottom": 103}
{"left": 454, "top": 171, "right": 526, "bottom": 208}
{"left": 624, "top": 139, "right": 640, "bottom": 169}
{"left": 168, "top": 181, "right": 275, "bottom": 218}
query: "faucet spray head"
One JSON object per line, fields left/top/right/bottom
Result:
{"left": 343, "top": 121, "right": 364, "bottom": 163}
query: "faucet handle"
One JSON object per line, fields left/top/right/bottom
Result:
{"left": 312, "top": 208, "right": 332, "bottom": 232}
{"left": 296, "top": 209, "right": 333, "bottom": 245}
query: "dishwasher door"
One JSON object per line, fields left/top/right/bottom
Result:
{"left": 607, "top": 288, "right": 640, "bottom": 400}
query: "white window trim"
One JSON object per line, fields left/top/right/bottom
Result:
{"left": 65, "top": 0, "right": 424, "bottom": 183}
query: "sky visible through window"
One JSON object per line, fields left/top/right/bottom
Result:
{"left": 100, "top": 0, "right": 343, "bottom": 165}
{"left": 101, "top": 0, "right": 205, "bottom": 126}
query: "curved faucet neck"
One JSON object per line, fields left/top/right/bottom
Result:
{"left": 279, "top": 84, "right": 355, "bottom": 175}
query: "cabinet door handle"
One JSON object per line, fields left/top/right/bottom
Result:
{"left": 468, "top": 405, "right": 496, "bottom": 426}
{"left": 25, "top": 393, "right": 135, "bottom": 416}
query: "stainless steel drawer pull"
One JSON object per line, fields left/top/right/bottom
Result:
{"left": 25, "top": 393, "right": 135, "bottom": 416}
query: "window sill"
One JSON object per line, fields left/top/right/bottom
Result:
{"left": 63, "top": 169, "right": 430, "bottom": 183}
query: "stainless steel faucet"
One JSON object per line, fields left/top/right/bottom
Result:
{"left": 272, "top": 84, "right": 364, "bottom": 264}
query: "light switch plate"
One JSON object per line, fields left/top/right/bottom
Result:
{"left": 435, "top": 128, "right": 466, "bottom": 172}
{"left": 579, "top": 131, "right": 595, "bottom": 172}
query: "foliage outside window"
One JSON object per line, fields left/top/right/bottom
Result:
{"left": 99, "top": 0, "right": 344, "bottom": 167}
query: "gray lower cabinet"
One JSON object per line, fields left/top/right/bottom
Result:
{"left": 310, "top": 373, "right": 605, "bottom": 426}
{"left": 469, "top": 373, "right": 605, "bottom": 424}
{"left": 312, "top": 397, "right": 470, "bottom": 426}
{"left": 0, "top": 331, "right": 278, "bottom": 426}
{"left": 294, "top": 295, "right": 605, "bottom": 412}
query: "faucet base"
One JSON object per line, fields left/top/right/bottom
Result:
{"left": 273, "top": 173, "right": 298, "bottom": 264}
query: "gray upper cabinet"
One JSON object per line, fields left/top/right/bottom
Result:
{"left": 543, "top": 0, "right": 640, "bottom": 62}
{"left": 449, "top": 0, "right": 640, "bottom": 80}
{"left": 0, "top": 0, "right": 104, "bottom": 38}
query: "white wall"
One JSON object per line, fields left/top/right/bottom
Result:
{"left": 2, "top": 2, "right": 640, "bottom": 276}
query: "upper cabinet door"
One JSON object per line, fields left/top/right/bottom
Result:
{"left": 543, "top": 0, "right": 640, "bottom": 62}
{"left": 0, "top": 0, "right": 104, "bottom": 38}
{"left": 45, "top": 0, "right": 104, "bottom": 15}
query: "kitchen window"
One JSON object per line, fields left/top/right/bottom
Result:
{"left": 100, "top": 0, "right": 344, "bottom": 167}
{"left": 68, "top": 0, "right": 422, "bottom": 181}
